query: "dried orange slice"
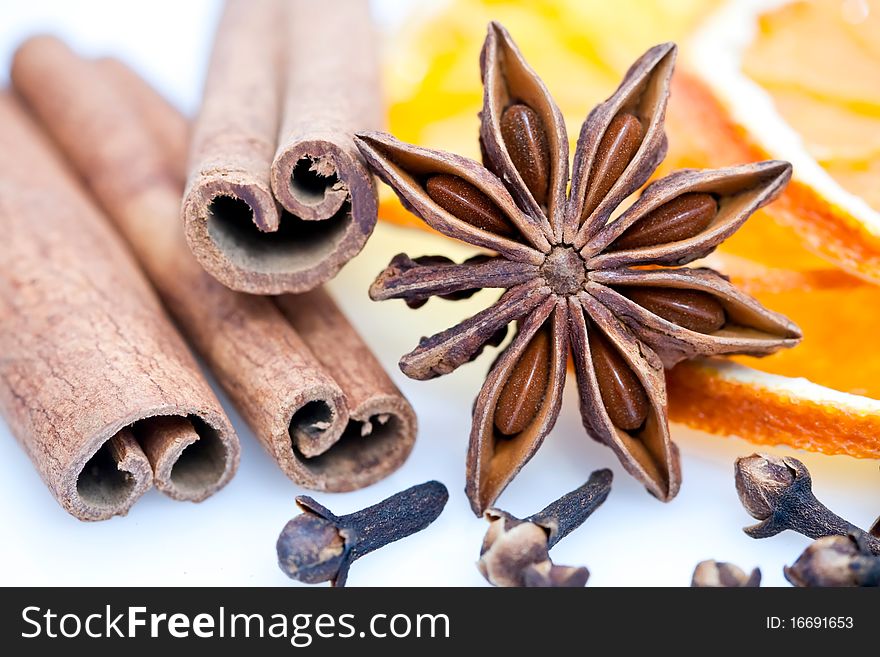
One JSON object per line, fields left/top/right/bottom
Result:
{"left": 669, "top": 0, "right": 880, "bottom": 281}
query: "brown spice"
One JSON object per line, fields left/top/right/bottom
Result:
{"left": 182, "top": 0, "right": 381, "bottom": 294}
{"left": 94, "top": 56, "right": 189, "bottom": 179}
{"left": 357, "top": 23, "right": 801, "bottom": 514}
{"left": 0, "top": 94, "right": 237, "bottom": 519}
{"left": 477, "top": 470, "right": 612, "bottom": 587}
{"left": 426, "top": 175, "right": 516, "bottom": 236}
{"left": 494, "top": 327, "right": 552, "bottom": 435}
{"left": 735, "top": 454, "right": 880, "bottom": 554}
{"left": 784, "top": 534, "right": 880, "bottom": 587}
{"left": 582, "top": 113, "right": 643, "bottom": 222}
{"left": 12, "top": 38, "right": 416, "bottom": 492}
{"left": 500, "top": 104, "right": 550, "bottom": 205}
{"left": 620, "top": 287, "right": 726, "bottom": 334}
{"left": 588, "top": 327, "right": 650, "bottom": 431}
{"left": 611, "top": 193, "right": 718, "bottom": 250}
{"left": 277, "top": 481, "right": 449, "bottom": 587}
{"left": 691, "top": 560, "right": 761, "bottom": 587}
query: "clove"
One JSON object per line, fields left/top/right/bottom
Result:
{"left": 784, "top": 533, "right": 880, "bottom": 587}
{"left": 276, "top": 480, "right": 449, "bottom": 587}
{"left": 734, "top": 454, "right": 880, "bottom": 555}
{"left": 691, "top": 560, "right": 761, "bottom": 587}
{"left": 477, "top": 469, "right": 612, "bottom": 587}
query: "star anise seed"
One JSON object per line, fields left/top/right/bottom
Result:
{"left": 588, "top": 326, "right": 650, "bottom": 431}
{"left": 500, "top": 103, "right": 551, "bottom": 206}
{"left": 426, "top": 174, "right": 516, "bottom": 236}
{"left": 494, "top": 326, "right": 551, "bottom": 435}
{"left": 610, "top": 192, "right": 718, "bottom": 251}
{"left": 582, "top": 112, "right": 644, "bottom": 223}
{"left": 619, "top": 287, "right": 726, "bottom": 334}
{"left": 356, "top": 23, "right": 801, "bottom": 514}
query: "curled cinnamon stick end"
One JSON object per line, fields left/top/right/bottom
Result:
{"left": 182, "top": 0, "right": 380, "bottom": 294}
{"left": 182, "top": 0, "right": 284, "bottom": 292}
{"left": 134, "top": 416, "right": 232, "bottom": 502}
{"left": 275, "top": 289, "right": 417, "bottom": 491}
{"left": 269, "top": 0, "right": 380, "bottom": 251}
{"left": 0, "top": 94, "right": 238, "bottom": 519}
{"left": 71, "top": 429, "right": 153, "bottom": 522}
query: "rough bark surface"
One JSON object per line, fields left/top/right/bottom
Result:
{"left": 182, "top": 0, "right": 380, "bottom": 294}
{"left": 95, "top": 57, "right": 190, "bottom": 180}
{"left": 0, "top": 94, "right": 236, "bottom": 520}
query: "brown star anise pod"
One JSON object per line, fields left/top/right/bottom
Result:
{"left": 355, "top": 24, "right": 801, "bottom": 515}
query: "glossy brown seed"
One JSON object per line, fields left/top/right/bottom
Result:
{"left": 588, "top": 327, "right": 649, "bottom": 431}
{"left": 620, "top": 287, "right": 726, "bottom": 334}
{"left": 581, "top": 113, "right": 643, "bottom": 222}
{"left": 500, "top": 103, "right": 551, "bottom": 206}
{"left": 612, "top": 192, "right": 718, "bottom": 250}
{"left": 494, "top": 327, "right": 552, "bottom": 435}
{"left": 426, "top": 174, "right": 516, "bottom": 236}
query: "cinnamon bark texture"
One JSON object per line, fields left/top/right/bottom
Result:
{"left": 182, "top": 0, "right": 380, "bottom": 294}
{"left": 0, "top": 95, "right": 238, "bottom": 520}
{"left": 12, "top": 37, "right": 416, "bottom": 491}
{"left": 95, "top": 57, "right": 189, "bottom": 180}
{"left": 270, "top": 0, "right": 380, "bottom": 234}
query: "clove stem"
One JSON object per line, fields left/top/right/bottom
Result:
{"left": 528, "top": 468, "right": 612, "bottom": 549}
{"left": 337, "top": 480, "right": 449, "bottom": 564}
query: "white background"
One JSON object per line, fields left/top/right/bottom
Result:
{"left": 0, "top": 0, "right": 877, "bottom": 587}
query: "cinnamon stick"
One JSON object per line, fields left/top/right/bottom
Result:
{"left": 0, "top": 94, "right": 238, "bottom": 520}
{"left": 12, "top": 38, "right": 416, "bottom": 491}
{"left": 270, "top": 0, "right": 381, "bottom": 228}
{"left": 95, "top": 57, "right": 189, "bottom": 181}
{"left": 182, "top": 0, "right": 380, "bottom": 294}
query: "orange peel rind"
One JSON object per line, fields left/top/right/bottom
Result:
{"left": 669, "top": 359, "right": 880, "bottom": 459}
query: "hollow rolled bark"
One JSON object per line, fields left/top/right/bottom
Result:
{"left": 181, "top": 0, "right": 381, "bottom": 294}
{"left": 0, "top": 94, "right": 238, "bottom": 520}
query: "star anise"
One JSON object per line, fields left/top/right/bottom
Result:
{"left": 355, "top": 23, "right": 801, "bottom": 515}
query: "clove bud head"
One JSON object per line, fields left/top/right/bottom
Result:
{"left": 276, "top": 513, "right": 346, "bottom": 585}
{"left": 477, "top": 515, "right": 588, "bottom": 587}
{"left": 523, "top": 561, "right": 589, "bottom": 588}
{"left": 735, "top": 453, "right": 800, "bottom": 521}
{"left": 784, "top": 534, "right": 880, "bottom": 587}
{"left": 691, "top": 560, "right": 761, "bottom": 587}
